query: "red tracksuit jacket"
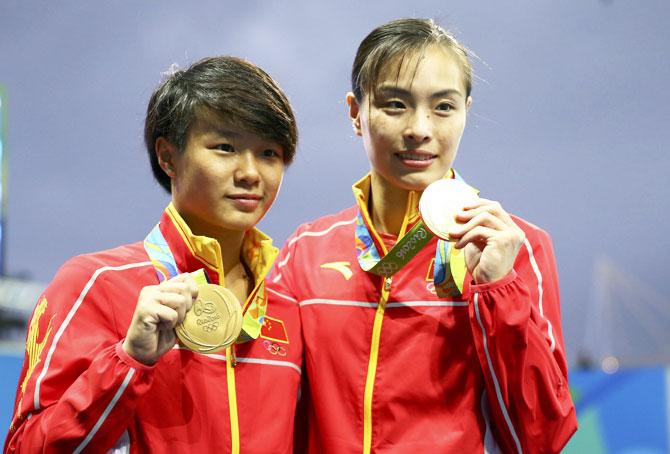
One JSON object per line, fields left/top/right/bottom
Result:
{"left": 267, "top": 174, "right": 577, "bottom": 453}
{"left": 5, "top": 204, "right": 302, "bottom": 453}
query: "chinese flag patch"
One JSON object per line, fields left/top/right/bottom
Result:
{"left": 260, "top": 316, "right": 289, "bottom": 344}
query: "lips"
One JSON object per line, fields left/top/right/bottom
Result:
{"left": 395, "top": 150, "right": 437, "bottom": 168}
{"left": 228, "top": 194, "right": 262, "bottom": 200}
{"left": 227, "top": 193, "right": 262, "bottom": 210}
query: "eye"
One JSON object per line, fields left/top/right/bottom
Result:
{"left": 215, "top": 143, "right": 234, "bottom": 152}
{"left": 384, "top": 100, "right": 406, "bottom": 110}
{"left": 261, "top": 149, "right": 282, "bottom": 160}
{"left": 436, "top": 102, "right": 455, "bottom": 113}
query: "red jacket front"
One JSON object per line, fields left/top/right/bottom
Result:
{"left": 267, "top": 174, "right": 577, "bottom": 453}
{"left": 5, "top": 204, "right": 302, "bottom": 453}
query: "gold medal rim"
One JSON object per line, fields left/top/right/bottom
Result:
{"left": 177, "top": 284, "right": 243, "bottom": 353}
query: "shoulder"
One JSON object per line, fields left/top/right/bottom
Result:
{"left": 511, "top": 214, "right": 553, "bottom": 247}
{"left": 271, "top": 207, "right": 357, "bottom": 283}
{"left": 28, "top": 242, "right": 153, "bottom": 335}
{"left": 58, "top": 242, "right": 150, "bottom": 276}
{"left": 47, "top": 242, "right": 152, "bottom": 298}
{"left": 283, "top": 206, "right": 358, "bottom": 249}
{"left": 510, "top": 214, "right": 558, "bottom": 275}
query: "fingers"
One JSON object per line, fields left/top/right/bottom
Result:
{"left": 124, "top": 273, "right": 201, "bottom": 365}
{"left": 157, "top": 283, "right": 196, "bottom": 317}
{"left": 156, "top": 273, "right": 199, "bottom": 319}
{"left": 452, "top": 225, "right": 499, "bottom": 250}
{"left": 136, "top": 299, "right": 180, "bottom": 330}
{"left": 447, "top": 198, "right": 525, "bottom": 249}
{"left": 171, "top": 271, "right": 200, "bottom": 288}
{"left": 449, "top": 200, "right": 508, "bottom": 239}
{"left": 124, "top": 292, "right": 182, "bottom": 365}
{"left": 456, "top": 199, "right": 515, "bottom": 226}
{"left": 137, "top": 275, "right": 199, "bottom": 327}
{"left": 150, "top": 291, "right": 192, "bottom": 325}
{"left": 167, "top": 273, "right": 199, "bottom": 302}
{"left": 451, "top": 210, "right": 508, "bottom": 238}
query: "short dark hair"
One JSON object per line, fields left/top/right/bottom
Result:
{"left": 351, "top": 18, "right": 472, "bottom": 102}
{"left": 145, "top": 56, "right": 298, "bottom": 193}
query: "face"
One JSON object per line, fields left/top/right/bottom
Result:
{"left": 158, "top": 110, "right": 285, "bottom": 237}
{"left": 348, "top": 45, "right": 472, "bottom": 192}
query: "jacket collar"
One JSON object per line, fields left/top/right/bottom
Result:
{"left": 351, "top": 170, "right": 456, "bottom": 250}
{"left": 158, "top": 203, "right": 278, "bottom": 290}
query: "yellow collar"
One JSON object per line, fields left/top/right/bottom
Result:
{"left": 162, "top": 203, "right": 278, "bottom": 288}
{"left": 351, "top": 169, "right": 461, "bottom": 250}
{"left": 351, "top": 173, "right": 426, "bottom": 252}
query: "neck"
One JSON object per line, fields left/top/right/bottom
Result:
{"left": 218, "top": 232, "right": 253, "bottom": 301}
{"left": 186, "top": 217, "right": 252, "bottom": 298}
{"left": 171, "top": 203, "right": 253, "bottom": 303}
{"left": 216, "top": 230, "right": 246, "bottom": 275}
{"left": 369, "top": 172, "right": 411, "bottom": 236}
{"left": 173, "top": 205, "right": 247, "bottom": 274}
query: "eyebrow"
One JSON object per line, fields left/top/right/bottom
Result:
{"left": 376, "top": 85, "right": 464, "bottom": 99}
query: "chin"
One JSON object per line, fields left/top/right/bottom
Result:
{"left": 216, "top": 213, "right": 264, "bottom": 233}
{"left": 394, "top": 172, "right": 444, "bottom": 192}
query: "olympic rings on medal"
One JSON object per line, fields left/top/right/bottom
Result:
{"left": 201, "top": 322, "right": 219, "bottom": 332}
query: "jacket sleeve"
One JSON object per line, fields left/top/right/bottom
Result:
{"left": 4, "top": 257, "right": 155, "bottom": 453}
{"left": 467, "top": 228, "right": 577, "bottom": 454}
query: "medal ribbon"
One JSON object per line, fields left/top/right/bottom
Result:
{"left": 143, "top": 223, "right": 265, "bottom": 341}
{"left": 144, "top": 224, "right": 182, "bottom": 283}
{"left": 354, "top": 172, "right": 471, "bottom": 297}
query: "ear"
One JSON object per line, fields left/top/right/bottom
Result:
{"left": 465, "top": 96, "right": 473, "bottom": 112}
{"left": 155, "top": 137, "right": 178, "bottom": 178}
{"left": 346, "top": 92, "right": 362, "bottom": 136}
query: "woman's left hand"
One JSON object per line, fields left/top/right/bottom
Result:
{"left": 447, "top": 199, "right": 526, "bottom": 284}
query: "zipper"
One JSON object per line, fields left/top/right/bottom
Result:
{"left": 363, "top": 276, "right": 392, "bottom": 454}
{"left": 361, "top": 188, "right": 417, "bottom": 453}
{"left": 226, "top": 345, "right": 240, "bottom": 454}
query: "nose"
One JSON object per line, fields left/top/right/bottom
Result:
{"left": 403, "top": 110, "right": 432, "bottom": 143}
{"left": 234, "top": 152, "right": 261, "bottom": 186}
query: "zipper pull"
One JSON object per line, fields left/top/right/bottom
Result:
{"left": 384, "top": 277, "right": 392, "bottom": 292}
{"left": 229, "top": 345, "right": 238, "bottom": 367}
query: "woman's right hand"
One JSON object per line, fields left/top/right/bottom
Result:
{"left": 122, "top": 273, "right": 199, "bottom": 365}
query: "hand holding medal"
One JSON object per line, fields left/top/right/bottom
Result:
{"left": 123, "top": 272, "right": 245, "bottom": 365}
{"left": 425, "top": 180, "right": 526, "bottom": 285}
{"left": 123, "top": 273, "right": 199, "bottom": 365}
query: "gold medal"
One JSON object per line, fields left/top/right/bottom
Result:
{"left": 419, "top": 179, "right": 479, "bottom": 240}
{"left": 176, "top": 284, "right": 243, "bottom": 354}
